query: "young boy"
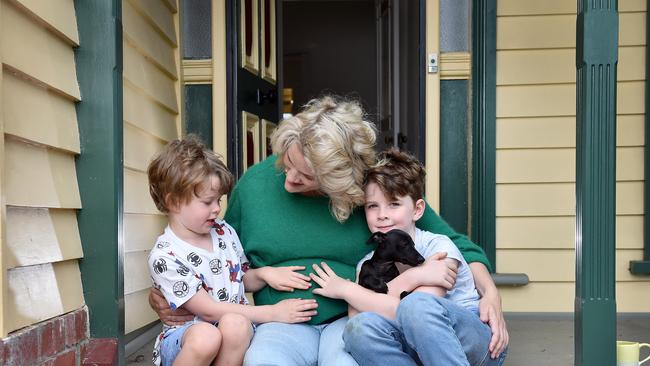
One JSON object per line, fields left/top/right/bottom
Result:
{"left": 147, "top": 136, "right": 318, "bottom": 366}
{"left": 310, "top": 148, "right": 507, "bottom": 366}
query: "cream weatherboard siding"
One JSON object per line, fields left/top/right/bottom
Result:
{"left": 1, "top": 0, "right": 84, "bottom": 335}
{"left": 122, "top": 0, "right": 181, "bottom": 334}
{"left": 495, "top": 0, "right": 648, "bottom": 312}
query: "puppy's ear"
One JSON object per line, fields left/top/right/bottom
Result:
{"left": 367, "top": 231, "right": 387, "bottom": 245}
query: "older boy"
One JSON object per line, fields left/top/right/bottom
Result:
{"left": 310, "top": 149, "right": 507, "bottom": 366}
{"left": 147, "top": 136, "right": 318, "bottom": 366}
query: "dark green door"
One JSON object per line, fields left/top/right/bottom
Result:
{"left": 228, "top": 0, "right": 280, "bottom": 178}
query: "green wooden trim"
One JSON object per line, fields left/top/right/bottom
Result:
{"left": 185, "top": 84, "right": 213, "bottom": 145}
{"left": 470, "top": 0, "right": 497, "bottom": 270}
{"left": 630, "top": 260, "right": 650, "bottom": 274}
{"left": 630, "top": 0, "right": 650, "bottom": 275}
{"left": 74, "top": 0, "right": 125, "bottom": 356}
{"left": 440, "top": 80, "right": 469, "bottom": 235}
{"left": 575, "top": 2, "right": 618, "bottom": 364}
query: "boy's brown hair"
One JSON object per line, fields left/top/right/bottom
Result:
{"left": 364, "top": 148, "right": 426, "bottom": 202}
{"left": 148, "top": 135, "right": 233, "bottom": 213}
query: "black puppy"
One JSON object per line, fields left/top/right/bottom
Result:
{"left": 358, "top": 229, "right": 425, "bottom": 297}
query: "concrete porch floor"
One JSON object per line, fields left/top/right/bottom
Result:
{"left": 126, "top": 314, "right": 650, "bottom": 365}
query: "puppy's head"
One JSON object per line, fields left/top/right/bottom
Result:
{"left": 367, "top": 229, "right": 425, "bottom": 266}
{"left": 366, "top": 231, "right": 389, "bottom": 246}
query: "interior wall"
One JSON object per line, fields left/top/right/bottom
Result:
{"left": 282, "top": 0, "right": 377, "bottom": 116}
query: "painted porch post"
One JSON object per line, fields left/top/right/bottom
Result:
{"left": 471, "top": 0, "right": 497, "bottom": 270}
{"left": 74, "top": 0, "right": 125, "bottom": 360}
{"left": 575, "top": 1, "right": 618, "bottom": 365}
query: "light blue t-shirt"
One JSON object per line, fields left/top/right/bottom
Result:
{"left": 356, "top": 228, "right": 480, "bottom": 309}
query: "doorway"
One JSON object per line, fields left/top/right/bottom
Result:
{"left": 281, "top": 0, "right": 424, "bottom": 158}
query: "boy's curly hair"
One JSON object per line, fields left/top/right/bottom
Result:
{"left": 147, "top": 135, "right": 233, "bottom": 213}
{"left": 364, "top": 148, "right": 426, "bottom": 202}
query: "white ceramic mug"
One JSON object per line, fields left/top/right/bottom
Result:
{"left": 617, "top": 341, "right": 650, "bottom": 366}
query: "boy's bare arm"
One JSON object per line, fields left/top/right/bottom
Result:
{"left": 182, "top": 288, "right": 318, "bottom": 324}
{"left": 243, "top": 266, "right": 312, "bottom": 292}
{"left": 409, "top": 258, "right": 459, "bottom": 297}
{"left": 347, "top": 305, "right": 360, "bottom": 318}
{"left": 386, "top": 252, "right": 457, "bottom": 297}
{"left": 310, "top": 263, "right": 400, "bottom": 319}
{"left": 311, "top": 256, "right": 457, "bottom": 320}
{"left": 242, "top": 267, "right": 267, "bottom": 291}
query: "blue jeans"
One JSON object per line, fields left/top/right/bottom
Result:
{"left": 343, "top": 293, "right": 508, "bottom": 366}
{"left": 243, "top": 316, "right": 358, "bottom": 366}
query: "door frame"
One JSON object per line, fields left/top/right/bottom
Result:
{"left": 425, "top": 0, "right": 441, "bottom": 211}
{"left": 212, "top": 0, "right": 229, "bottom": 166}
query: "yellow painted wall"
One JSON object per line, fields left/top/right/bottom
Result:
{"left": 0, "top": 0, "right": 84, "bottom": 335}
{"left": 122, "top": 0, "right": 180, "bottom": 334}
{"left": 0, "top": 0, "right": 5, "bottom": 338}
{"left": 496, "top": 0, "right": 648, "bottom": 312}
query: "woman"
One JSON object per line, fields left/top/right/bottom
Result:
{"left": 150, "top": 96, "right": 508, "bottom": 365}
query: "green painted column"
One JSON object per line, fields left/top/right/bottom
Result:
{"left": 74, "top": 0, "right": 125, "bottom": 358}
{"left": 471, "top": 0, "right": 497, "bottom": 270}
{"left": 575, "top": 1, "right": 618, "bottom": 365}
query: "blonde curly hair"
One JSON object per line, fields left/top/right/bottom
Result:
{"left": 271, "top": 96, "right": 377, "bottom": 222}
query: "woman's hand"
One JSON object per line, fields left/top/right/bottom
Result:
{"left": 148, "top": 287, "right": 194, "bottom": 326}
{"left": 310, "top": 262, "right": 353, "bottom": 299}
{"left": 270, "top": 298, "right": 318, "bottom": 323}
{"left": 470, "top": 262, "right": 509, "bottom": 359}
{"left": 260, "top": 266, "right": 312, "bottom": 292}
{"left": 479, "top": 289, "right": 509, "bottom": 359}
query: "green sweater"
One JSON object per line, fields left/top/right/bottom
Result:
{"left": 225, "top": 156, "right": 490, "bottom": 324}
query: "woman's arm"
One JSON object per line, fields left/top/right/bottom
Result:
{"left": 417, "top": 205, "right": 508, "bottom": 358}
{"left": 183, "top": 288, "right": 318, "bottom": 324}
{"left": 417, "top": 203, "right": 492, "bottom": 271}
{"left": 149, "top": 287, "right": 194, "bottom": 325}
{"left": 470, "top": 262, "right": 509, "bottom": 359}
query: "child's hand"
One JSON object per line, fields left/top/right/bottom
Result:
{"left": 271, "top": 298, "right": 318, "bottom": 323}
{"left": 416, "top": 252, "right": 458, "bottom": 290}
{"left": 310, "top": 262, "right": 353, "bottom": 299}
{"left": 261, "top": 266, "right": 312, "bottom": 292}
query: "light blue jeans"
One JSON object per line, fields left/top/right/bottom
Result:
{"left": 243, "top": 316, "right": 358, "bottom": 366}
{"left": 343, "top": 293, "right": 508, "bottom": 366}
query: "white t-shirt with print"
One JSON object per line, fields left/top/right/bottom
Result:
{"left": 147, "top": 220, "right": 249, "bottom": 365}
{"left": 356, "top": 228, "right": 480, "bottom": 310}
